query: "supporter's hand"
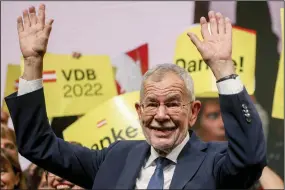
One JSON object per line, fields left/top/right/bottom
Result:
{"left": 72, "top": 52, "right": 82, "bottom": 59}
{"left": 188, "top": 11, "right": 235, "bottom": 80}
{"left": 18, "top": 4, "right": 53, "bottom": 80}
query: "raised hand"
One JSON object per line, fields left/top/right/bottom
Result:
{"left": 18, "top": 4, "right": 53, "bottom": 59}
{"left": 18, "top": 4, "right": 53, "bottom": 80}
{"left": 188, "top": 11, "right": 235, "bottom": 80}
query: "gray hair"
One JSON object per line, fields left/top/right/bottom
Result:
{"left": 140, "top": 63, "right": 195, "bottom": 101}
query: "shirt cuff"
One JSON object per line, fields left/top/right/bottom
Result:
{"left": 216, "top": 76, "right": 244, "bottom": 95}
{"left": 17, "top": 77, "right": 43, "bottom": 96}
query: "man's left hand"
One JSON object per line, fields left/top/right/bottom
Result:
{"left": 188, "top": 11, "right": 235, "bottom": 80}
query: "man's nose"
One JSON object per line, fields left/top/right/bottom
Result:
{"left": 154, "top": 105, "right": 170, "bottom": 122}
{"left": 217, "top": 115, "right": 224, "bottom": 128}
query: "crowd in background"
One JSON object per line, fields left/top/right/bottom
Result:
{"left": 1, "top": 110, "right": 84, "bottom": 189}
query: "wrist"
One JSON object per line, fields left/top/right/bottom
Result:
{"left": 24, "top": 56, "right": 43, "bottom": 66}
{"left": 209, "top": 60, "right": 236, "bottom": 80}
{"left": 22, "top": 56, "right": 43, "bottom": 80}
{"left": 216, "top": 74, "right": 238, "bottom": 83}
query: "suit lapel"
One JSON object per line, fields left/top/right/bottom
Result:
{"left": 169, "top": 131, "right": 207, "bottom": 189}
{"left": 115, "top": 141, "right": 150, "bottom": 189}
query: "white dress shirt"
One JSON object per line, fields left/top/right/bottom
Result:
{"left": 17, "top": 75, "right": 244, "bottom": 189}
{"left": 136, "top": 133, "right": 190, "bottom": 189}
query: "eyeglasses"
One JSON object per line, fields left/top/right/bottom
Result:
{"left": 141, "top": 101, "right": 193, "bottom": 115}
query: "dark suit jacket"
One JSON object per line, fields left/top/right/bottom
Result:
{"left": 5, "top": 88, "right": 266, "bottom": 189}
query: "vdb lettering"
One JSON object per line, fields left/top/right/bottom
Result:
{"left": 62, "top": 69, "right": 96, "bottom": 81}
{"left": 176, "top": 56, "right": 244, "bottom": 73}
{"left": 63, "top": 83, "right": 102, "bottom": 98}
{"left": 91, "top": 126, "right": 138, "bottom": 150}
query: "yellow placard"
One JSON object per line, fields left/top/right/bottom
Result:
{"left": 174, "top": 24, "right": 256, "bottom": 97}
{"left": 2, "top": 64, "right": 21, "bottom": 113}
{"left": 20, "top": 53, "right": 118, "bottom": 117}
{"left": 63, "top": 91, "right": 145, "bottom": 149}
{"left": 272, "top": 8, "right": 284, "bottom": 119}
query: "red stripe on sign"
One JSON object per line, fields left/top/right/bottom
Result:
{"left": 43, "top": 70, "right": 56, "bottom": 74}
{"left": 126, "top": 43, "right": 149, "bottom": 75}
{"left": 97, "top": 119, "right": 107, "bottom": 128}
{"left": 43, "top": 79, "right": 56, "bottom": 83}
{"left": 14, "top": 80, "right": 19, "bottom": 90}
{"left": 233, "top": 25, "right": 256, "bottom": 35}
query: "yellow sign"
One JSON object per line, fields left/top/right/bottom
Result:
{"left": 2, "top": 64, "right": 21, "bottom": 113}
{"left": 20, "top": 53, "right": 118, "bottom": 117}
{"left": 272, "top": 8, "right": 284, "bottom": 119}
{"left": 174, "top": 24, "right": 256, "bottom": 97}
{"left": 63, "top": 91, "right": 145, "bottom": 149}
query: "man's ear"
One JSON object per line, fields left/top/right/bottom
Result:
{"left": 189, "top": 100, "right": 201, "bottom": 127}
{"left": 135, "top": 102, "right": 142, "bottom": 120}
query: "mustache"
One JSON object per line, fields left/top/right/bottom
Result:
{"left": 149, "top": 120, "right": 176, "bottom": 128}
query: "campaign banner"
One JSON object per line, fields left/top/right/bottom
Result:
{"left": 20, "top": 53, "right": 118, "bottom": 117}
{"left": 63, "top": 91, "right": 145, "bottom": 149}
{"left": 174, "top": 24, "right": 256, "bottom": 97}
{"left": 272, "top": 8, "right": 284, "bottom": 119}
{"left": 2, "top": 64, "right": 21, "bottom": 113}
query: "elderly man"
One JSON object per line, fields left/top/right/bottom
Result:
{"left": 5, "top": 4, "right": 266, "bottom": 189}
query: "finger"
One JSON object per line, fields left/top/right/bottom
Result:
{"left": 22, "top": 9, "right": 31, "bottom": 28}
{"left": 38, "top": 4, "right": 46, "bottom": 27}
{"left": 46, "top": 19, "right": 54, "bottom": 26}
{"left": 225, "top": 17, "right": 232, "bottom": 39}
{"left": 29, "top": 6, "right": 37, "bottom": 25}
{"left": 187, "top": 32, "right": 202, "bottom": 50}
{"left": 200, "top": 16, "right": 211, "bottom": 39}
{"left": 44, "top": 19, "right": 54, "bottom": 37}
{"left": 17, "top": 16, "right": 24, "bottom": 33}
{"left": 215, "top": 12, "right": 225, "bottom": 35}
{"left": 208, "top": 11, "right": 217, "bottom": 36}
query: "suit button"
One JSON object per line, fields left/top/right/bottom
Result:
{"left": 246, "top": 117, "right": 252, "bottom": 123}
{"left": 245, "top": 113, "right": 251, "bottom": 117}
{"left": 243, "top": 109, "right": 249, "bottom": 113}
{"left": 241, "top": 104, "right": 248, "bottom": 109}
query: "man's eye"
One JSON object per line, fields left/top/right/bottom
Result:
{"left": 165, "top": 102, "right": 180, "bottom": 107}
{"left": 206, "top": 112, "right": 220, "bottom": 120}
{"left": 146, "top": 103, "right": 158, "bottom": 107}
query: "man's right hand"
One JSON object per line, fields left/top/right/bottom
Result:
{"left": 18, "top": 4, "right": 53, "bottom": 80}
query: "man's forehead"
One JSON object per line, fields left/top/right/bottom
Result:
{"left": 142, "top": 72, "right": 189, "bottom": 101}
{"left": 144, "top": 93, "right": 183, "bottom": 100}
{"left": 203, "top": 100, "right": 220, "bottom": 112}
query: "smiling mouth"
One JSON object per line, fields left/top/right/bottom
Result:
{"left": 148, "top": 126, "right": 178, "bottom": 131}
{"left": 56, "top": 184, "right": 73, "bottom": 189}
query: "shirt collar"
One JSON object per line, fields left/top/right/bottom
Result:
{"left": 144, "top": 132, "right": 190, "bottom": 168}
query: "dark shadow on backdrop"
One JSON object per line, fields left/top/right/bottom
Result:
{"left": 50, "top": 116, "right": 79, "bottom": 139}
{"left": 236, "top": 1, "right": 283, "bottom": 179}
